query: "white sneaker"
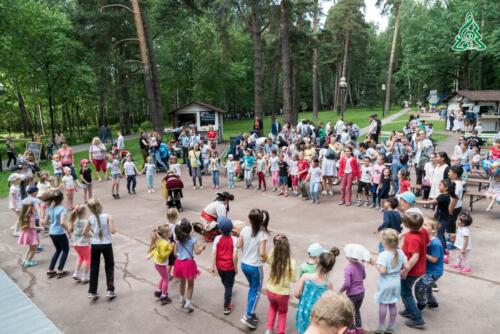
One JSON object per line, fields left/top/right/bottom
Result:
{"left": 151, "top": 189, "right": 155, "bottom": 193}
{"left": 321, "top": 190, "right": 327, "bottom": 195}
{"left": 193, "top": 186, "right": 197, "bottom": 190}
{"left": 184, "top": 302, "right": 194, "bottom": 312}
{"left": 199, "top": 186, "right": 204, "bottom": 190}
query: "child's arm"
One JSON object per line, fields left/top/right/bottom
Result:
{"left": 194, "top": 240, "right": 206, "bottom": 255}
{"left": 416, "top": 198, "right": 437, "bottom": 205}
{"left": 108, "top": 215, "right": 116, "bottom": 234}
{"left": 210, "top": 247, "right": 217, "bottom": 275}
{"left": 426, "top": 253, "right": 439, "bottom": 263}
{"left": 258, "top": 239, "right": 267, "bottom": 262}
{"left": 233, "top": 251, "right": 239, "bottom": 274}
{"left": 401, "top": 253, "right": 419, "bottom": 278}
{"left": 376, "top": 264, "right": 387, "bottom": 274}
{"left": 338, "top": 268, "right": 351, "bottom": 293}
{"left": 449, "top": 197, "right": 458, "bottom": 215}
{"left": 294, "top": 275, "right": 306, "bottom": 299}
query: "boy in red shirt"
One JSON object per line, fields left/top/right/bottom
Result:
{"left": 207, "top": 126, "right": 217, "bottom": 146}
{"left": 297, "top": 153, "right": 310, "bottom": 200}
{"left": 211, "top": 217, "right": 238, "bottom": 315}
{"left": 400, "top": 212, "right": 429, "bottom": 329}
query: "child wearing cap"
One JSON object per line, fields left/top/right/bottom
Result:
{"left": 300, "top": 243, "right": 327, "bottom": 277}
{"left": 79, "top": 159, "right": 93, "bottom": 204}
{"left": 211, "top": 217, "right": 238, "bottom": 315}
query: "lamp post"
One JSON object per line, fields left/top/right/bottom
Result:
{"left": 339, "top": 77, "right": 347, "bottom": 118}
{"left": 381, "top": 84, "right": 386, "bottom": 117}
{"left": 423, "top": 84, "right": 428, "bottom": 108}
{"left": 0, "top": 82, "right": 4, "bottom": 172}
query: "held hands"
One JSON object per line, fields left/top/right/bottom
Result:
{"left": 210, "top": 266, "right": 217, "bottom": 276}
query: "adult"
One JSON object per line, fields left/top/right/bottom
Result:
{"left": 271, "top": 116, "right": 281, "bottom": 138}
{"left": 368, "top": 115, "right": 379, "bottom": 143}
{"left": 138, "top": 131, "right": 150, "bottom": 167}
{"left": 179, "top": 129, "right": 190, "bottom": 165}
{"left": 116, "top": 131, "right": 125, "bottom": 150}
{"left": 237, "top": 209, "right": 269, "bottom": 330}
{"left": 319, "top": 143, "right": 337, "bottom": 196}
{"left": 374, "top": 114, "right": 382, "bottom": 143}
{"left": 387, "top": 131, "right": 410, "bottom": 194}
{"left": 304, "top": 291, "right": 355, "bottom": 334}
{"left": 454, "top": 141, "right": 473, "bottom": 172}
{"left": 429, "top": 152, "right": 450, "bottom": 200}
{"left": 6, "top": 136, "right": 16, "bottom": 168}
{"left": 264, "top": 138, "right": 278, "bottom": 155}
{"left": 334, "top": 117, "right": 345, "bottom": 139}
{"left": 453, "top": 109, "right": 465, "bottom": 133}
{"left": 347, "top": 122, "right": 360, "bottom": 143}
{"left": 152, "top": 131, "right": 168, "bottom": 172}
{"left": 253, "top": 116, "right": 263, "bottom": 137}
{"left": 99, "top": 124, "right": 106, "bottom": 142}
{"left": 412, "top": 129, "right": 434, "bottom": 193}
{"left": 188, "top": 144, "right": 203, "bottom": 189}
{"left": 197, "top": 192, "right": 235, "bottom": 238}
{"left": 85, "top": 198, "right": 117, "bottom": 300}
{"left": 105, "top": 124, "right": 113, "bottom": 144}
{"left": 57, "top": 141, "right": 76, "bottom": 179}
{"left": 88, "top": 137, "right": 107, "bottom": 181}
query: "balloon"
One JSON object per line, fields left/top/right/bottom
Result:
{"left": 482, "top": 159, "right": 500, "bottom": 177}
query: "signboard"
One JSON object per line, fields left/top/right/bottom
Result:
{"left": 26, "top": 142, "right": 42, "bottom": 163}
{"left": 200, "top": 111, "right": 216, "bottom": 126}
{"left": 451, "top": 12, "right": 487, "bottom": 52}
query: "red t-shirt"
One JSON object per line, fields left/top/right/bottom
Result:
{"left": 214, "top": 235, "right": 237, "bottom": 271}
{"left": 297, "top": 160, "right": 310, "bottom": 180}
{"left": 399, "top": 179, "right": 411, "bottom": 193}
{"left": 490, "top": 146, "right": 500, "bottom": 160}
{"left": 402, "top": 228, "right": 429, "bottom": 277}
{"left": 207, "top": 131, "right": 217, "bottom": 140}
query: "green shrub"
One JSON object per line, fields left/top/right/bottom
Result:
{"left": 140, "top": 121, "right": 152, "bottom": 130}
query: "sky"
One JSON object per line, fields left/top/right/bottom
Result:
{"left": 322, "top": 0, "right": 389, "bottom": 32}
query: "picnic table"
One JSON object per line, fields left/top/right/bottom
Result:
{"left": 466, "top": 177, "right": 490, "bottom": 191}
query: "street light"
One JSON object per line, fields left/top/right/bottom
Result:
{"left": 339, "top": 77, "right": 347, "bottom": 118}
{"left": 0, "top": 83, "right": 4, "bottom": 172}
{"left": 381, "top": 84, "right": 386, "bottom": 117}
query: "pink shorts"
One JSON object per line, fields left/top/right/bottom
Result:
{"left": 92, "top": 159, "right": 107, "bottom": 172}
{"left": 291, "top": 175, "right": 299, "bottom": 187}
{"left": 74, "top": 245, "right": 91, "bottom": 266}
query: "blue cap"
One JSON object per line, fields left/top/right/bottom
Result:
{"left": 308, "top": 243, "right": 328, "bottom": 257}
{"left": 397, "top": 191, "right": 416, "bottom": 205}
{"left": 217, "top": 216, "right": 233, "bottom": 235}
{"left": 26, "top": 185, "right": 39, "bottom": 194}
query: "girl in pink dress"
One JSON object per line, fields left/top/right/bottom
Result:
{"left": 18, "top": 204, "right": 43, "bottom": 268}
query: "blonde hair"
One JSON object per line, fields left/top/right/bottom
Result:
{"left": 381, "top": 229, "right": 400, "bottom": 268}
{"left": 310, "top": 291, "right": 354, "bottom": 331}
{"left": 91, "top": 137, "right": 101, "bottom": 145}
{"left": 166, "top": 208, "right": 179, "bottom": 224}
{"left": 87, "top": 198, "right": 104, "bottom": 239}
{"left": 424, "top": 218, "right": 439, "bottom": 235}
{"left": 69, "top": 205, "right": 86, "bottom": 225}
{"left": 19, "top": 204, "right": 34, "bottom": 230}
{"left": 149, "top": 225, "right": 171, "bottom": 253}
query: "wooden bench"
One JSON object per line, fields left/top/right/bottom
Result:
{"left": 463, "top": 190, "right": 487, "bottom": 212}
{"left": 466, "top": 177, "right": 490, "bottom": 191}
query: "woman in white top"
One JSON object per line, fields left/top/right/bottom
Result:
{"left": 237, "top": 209, "right": 269, "bottom": 329}
{"left": 84, "top": 198, "right": 116, "bottom": 300}
{"left": 453, "top": 110, "right": 465, "bottom": 132}
{"left": 413, "top": 129, "right": 434, "bottom": 191}
{"left": 88, "top": 137, "right": 107, "bottom": 181}
{"left": 429, "top": 152, "right": 450, "bottom": 199}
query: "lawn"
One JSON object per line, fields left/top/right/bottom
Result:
{"left": 223, "top": 106, "right": 402, "bottom": 140}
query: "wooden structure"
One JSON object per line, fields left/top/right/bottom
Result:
{"left": 168, "top": 102, "right": 227, "bottom": 140}
{"left": 443, "top": 90, "right": 500, "bottom": 132}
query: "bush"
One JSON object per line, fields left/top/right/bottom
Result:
{"left": 111, "top": 123, "right": 122, "bottom": 132}
{"left": 140, "top": 121, "right": 152, "bottom": 131}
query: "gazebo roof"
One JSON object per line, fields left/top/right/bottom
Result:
{"left": 443, "top": 90, "right": 500, "bottom": 103}
{"left": 168, "top": 101, "right": 227, "bottom": 114}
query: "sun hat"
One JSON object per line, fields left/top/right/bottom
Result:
{"left": 216, "top": 192, "right": 235, "bottom": 201}
{"left": 344, "top": 244, "right": 371, "bottom": 262}
{"left": 308, "top": 243, "right": 328, "bottom": 257}
{"left": 7, "top": 173, "right": 24, "bottom": 182}
{"left": 80, "top": 159, "right": 90, "bottom": 165}
{"left": 217, "top": 216, "right": 234, "bottom": 235}
{"left": 397, "top": 191, "right": 416, "bottom": 205}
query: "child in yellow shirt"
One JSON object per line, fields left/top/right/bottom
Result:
{"left": 148, "top": 225, "right": 174, "bottom": 304}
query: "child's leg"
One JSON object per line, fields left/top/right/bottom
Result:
{"left": 73, "top": 246, "right": 83, "bottom": 278}
{"left": 185, "top": 279, "right": 195, "bottom": 306}
{"left": 275, "top": 293, "right": 290, "bottom": 334}
{"left": 388, "top": 303, "right": 397, "bottom": 328}
{"left": 116, "top": 179, "right": 120, "bottom": 194}
{"left": 27, "top": 245, "right": 37, "bottom": 261}
{"left": 414, "top": 273, "right": 431, "bottom": 307}
{"left": 461, "top": 251, "right": 471, "bottom": 269}
{"left": 132, "top": 175, "right": 137, "bottom": 191}
{"left": 102, "top": 244, "right": 115, "bottom": 292}
{"left": 218, "top": 270, "right": 235, "bottom": 307}
{"left": 378, "top": 303, "right": 388, "bottom": 328}
{"left": 155, "top": 264, "right": 169, "bottom": 296}
{"left": 426, "top": 276, "right": 440, "bottom": 305}
{"left": 82, "top": 246, "right": 91, "bottom": 280}
{"left": 486, "top": 197, "right": 496, "bottom": 211}
{"left": 346, "top": 173, "right": 353, "bottom": 204}
{"left": 127, "top": 176, "right": 132, "bottom": 192}
{"left": 179, "top": 279, "right": 186, "bottom": 300}
{"left": 340, "top": 175, "right": 346, "bottom": 202}
{"left": 88, "top": 184, "right": 93, "bottom": 200}
{"left": 348, "top": 292, "right": 364, "bottom": 329}
{"left": 266, "top": 292, "right": 279, "bottom": 331}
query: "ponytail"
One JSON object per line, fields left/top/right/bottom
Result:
{"left": 87, "top": 198, "right": 104, "bottom": 240}
{"left": 39, "top": 189, "right": 64, "bottom": 207}
{"left": 248, "top": 209, "right": 270, "bottom": 237}
{"left": 318, "top": 246, "right": 340, "bottom": 275}
{"left": 175, "top": 218, "right": 192, "bottom": 244}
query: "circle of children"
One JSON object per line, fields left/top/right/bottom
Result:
{"left": 6, "top": 114, "right": 500, "bottom": 334}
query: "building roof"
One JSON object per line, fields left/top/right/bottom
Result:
{"left": 444, "top": 90, "right": 500, "bottom": 103}
{"left": 169, "top": 101, "right": 227, "bottom": 114}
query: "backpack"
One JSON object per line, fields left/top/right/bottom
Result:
{"left": 325, "top": 148, "right": 337, "bottom": 160}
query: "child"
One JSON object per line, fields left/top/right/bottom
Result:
{"left": 374, "top": 229, "right": 407, "bottom": 334}
{"left": 340, "top": 244, "right": 370, "bottom": 334}
{"left": 448, "top": 165, "right": 464, "bottom": 244}
{"left": 295, "top": 247, "right": 340, "bottom": 334}
{"left": 377, "top": 168, "right": 392, "bottom": 211}
{"left": 297, "top": 154, "right": 310, "bottom": 200}
{"left": 290, "top": 154, "right": 299, "bottom": 196}
{"left": 485, "top": 173, "right": 500, "bottom": 212}
{"left": 306, "top": 158, "right": 322, "bottom": 204}
{"left": 277, "top": 154, "right": 289, "bottom": 196}
{"left": 79, "top": 159, "right": 93, "bottom": 203}
{"left": 371, "top": 157, "right": 386, "bottom": 208}
{"left": 52, "top": 154, "right": 63, "bottom": 186}
{"left": 306, "top": 291, "right": 355, "bottom": 334}
{"left": 37, "top": 171, "right": 52, "bottom": 229}
{"left": 471, "top": 146, "right": 483, "bottom": 171}
{"left": 61, "top": 166, "right": 77, "bottom": 210}
{"left": 209, "top": 151, "right": 221, "bottom": 189}
{"left": 265, "top": 234, "right": 297, "bottom": 334}
{"left": 357, "top": 157, "right": 372, "bottom": 206}
{"left": 256, "top": 153, "right": 267, "bottom": 191}
{"left": 124, "top": 154, "right": 140, "bottom": 194}
{"left": 169, "top": 156, "right": 181, "bottom": 177}
{"left": 106, "top": 154, "right": 122, "bottom": 199}
{"left": 338, "top": 147, "right": 360, "bottom": 206}
{"left": 269, "top": 150, "right": 280, "bottom": 192}
{"left": 225, "top": 154, "right": 236, "bottom": 189}
{"left": 376, "top": 198, "right": 402, "bottom": 253}
{"left": 242, "top": 149, "right": 255, "bottom": 189}
{"left": 142, "top": 156, "right": 156, "bottom": 193}
{"left": 207, "top": 126, "right": 217, "bottom": 147}
{"left": 450, "top": 212, "right": 473, "bottom": 274}
{"left": 399, "top": 213, "right": 429, "bottom": 329}
{"left": 8, "top": 173, "right": 23, "bottom": 237}
{"left": 148, "top": 224, "right": 174, "bottom": 304}
{"left": 211, "top": 217, "right": 238, "bottom": 315}
{"left": 173, "top": 219, "right": 206, "bottom": 312}
{"left": 68, "top": 205, "right": 91, "bottom": 283}
{"left": 17, "top": 203, "right": 43, "bottom": 267}
{"left": 397, "top": 169, "right": 411, "bottom": 194}
{"left": 415, "top": 219, "right": 444, "bottom": 310}
{"left": 166, "top": 208, "right": 179, "bottom": 278}
{"left": 300, "top": 243, "right": 328, "bottom": 277}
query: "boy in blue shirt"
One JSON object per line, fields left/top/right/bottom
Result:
{"left": 415, "top": 219, "right": 444, "bottom": 310}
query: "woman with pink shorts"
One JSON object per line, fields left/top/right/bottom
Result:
{"left": 89, "top": 137, "right": 107, "bottom": 181}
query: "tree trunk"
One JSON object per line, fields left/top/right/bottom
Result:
{"left": 292, "top": 59, "right": 298, "bottom": 116}
{"left": 130, "top": 0, "right": 160, "bottom": 131}
{"left": 384, "top": 3, "right": 401, "bottom": 116}
{"left": 17, "top": 90, "right": 32, "bottom": 138}
{"left": 271, "top": 61, "right": 279, "bottom": 116}
{"left": 478, "top": 0, "right": 486, "bottom": 89}
{"left": 335, "top": 64, "right": 340, "bottom": 115}
{"left": 281, "top": 0, "right": 294, "bottom": 124}
{"left": 312, "top": 0, "right": 319, "bottom": 120}
{"left": 341, "top": 31, "right": 349, "bottom": 114}
{"left": 462, "top": 51, "right": 470, "bottom": 90}
{"left": 117, "top": 69, "right": 131, "bottom": 135}
{"left": 250, "top": 1, "right": 264, "bottom": 128}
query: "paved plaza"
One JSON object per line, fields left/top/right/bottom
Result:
{"left": 1, "top": 136, "right": 499, "bottom": 334}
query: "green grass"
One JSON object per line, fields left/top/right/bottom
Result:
{"left": 223, "top": 107, "right": 402, "bottom": 140}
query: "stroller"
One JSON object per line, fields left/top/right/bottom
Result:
{"left": 162, "top": 172, "right": 184, "bottom": 212}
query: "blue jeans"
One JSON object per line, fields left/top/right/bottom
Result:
{"left": 154, "top": 150, "right": 168, "bottom": 171}
{"left": 415, "top": 273, "right": 441, "bottom": 307}
{"left": 241, "top": 263, "right": 263, "bottom": 317}
{"left": 391, "top": 161, "right": 407, "bottom": 194}
{"left": 401, "top": 275, "right": 423, "bottom": 323}
{"left": 310, "top": 181, "right": 320, "bottom": 202}
{"left": 437, "top": 219, "right": 449, "bottom": 250}
{"left": 227, "top": 172, "right": 234, "bottom": 188}
{"left": 370, "top": 183, "right": 379, "bottom": 207}
{"left": 146, "top": 174, "right": 154, "bottom": 189}
{"left": 244, "top": 169, "right": 253, "bottom": 187}
{"left": 212, "top": 171, "right": 220, "bottom": 187}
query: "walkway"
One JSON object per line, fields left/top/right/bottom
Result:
{"left": 359, "top": 108, "right": 409, "bottom": 136}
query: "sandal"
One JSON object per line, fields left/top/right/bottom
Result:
{"left": 46, "top": 271, "right": 57, "bottom": 278}
{"left": 56, "top": 271, "right": 70, "bottom": 278}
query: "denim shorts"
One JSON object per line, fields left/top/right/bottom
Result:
{"left": 279, "top": 176, "right": 288, "bottom": 185}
